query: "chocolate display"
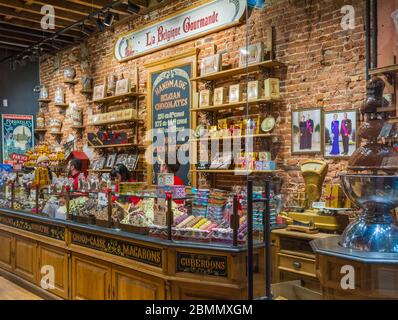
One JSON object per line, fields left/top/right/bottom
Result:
{"left": 340, "top": 76, "right": 398, "bottom": 253}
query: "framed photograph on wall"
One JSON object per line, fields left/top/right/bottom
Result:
{"left": 200, "top": 54, "right": 221, "bottom": 76}
{"left": 323, "top": 110, "right": 357, "bottom": 159}
{"left": 291, "top": 108, "right": 323, "bottom": 155}
{"left": 93, "top": 84, "right": 107, "bottom": 101}
{"left": 115, "top": 78, "right": 130, "bottom": 96}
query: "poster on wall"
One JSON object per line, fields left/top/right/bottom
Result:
{"left": 2, "top": 114, "right": 34, "bottom": 168}
{"left": 151, "top": 64, "right": 192, "bottom": 185}
{"left": 114, "top": 0, "right": 246, "bottom": 62}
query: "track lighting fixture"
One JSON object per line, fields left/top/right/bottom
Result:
{"left": 81, "top": 22, "right": 92, "bottom": 36}
{"left": 127, "top": 0, "right": 140, "bottom": 14}
{"left": 96, "top": 15, "right": 105, "bottom": 32}
{"left": 104, "top": 10, "right": 115, "bottom": 27}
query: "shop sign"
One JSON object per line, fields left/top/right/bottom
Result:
{"left": 1, "top": 114, "right": 34, "bottom": 167}
{"left": 114, "top": 0, "right": 246, "bottom": 62}
{"left": 0, "top": 213, "right": 65, "bottom": 241}
{"left": 71, "top": 230, "right": 163, "bottom": 267}
{"left": 176, "top": 252, "right": 228, "bottom": 277}
{"left": 150, "top": 63, "right": 192, "bottom": 185}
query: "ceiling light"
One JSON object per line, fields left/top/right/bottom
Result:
{"left": 127, "top": 1, "right": 140, "bottom": 14}
{"left": 104, "top": 11, "right": 114, "bottom": 27}
{"left": 81, "top": 22, "right": 92, "bottom": 36}
{"left": 96, "top": 16, "right": 105, "bottom": 32}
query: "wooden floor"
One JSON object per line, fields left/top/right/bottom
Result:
{"left": 0, "top": 276, "right": 42, "bottom": 300}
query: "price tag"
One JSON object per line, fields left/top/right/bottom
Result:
{"left": 98, "top": 192, "right": 108, "bottom": 206}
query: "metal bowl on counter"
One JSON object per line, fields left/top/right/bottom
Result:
{"left": 339, "top": 174, "right": 398, "bottom": 253}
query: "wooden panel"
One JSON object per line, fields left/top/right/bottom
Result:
{"left": 279, "top": 271, "right": 320, "bottom": 293}
{"left": 171, "top": 281, "right": 243, "bottom": 300}
{"left": 38, "top": 245, "right": 70, "bottom": 299}
{"left": 71, "top": 255, "right": 111, "bottom": 300}
{"left": 14, "top": 236, "right": 37, "bottom": 283}
{"left": 278, "top": 253, "right": 316, "bottom": 278}
{"left": 112, "top": 266, "right": 165, "bottom": 300}
{"left": 0, "top": 230, "right": 13, "bottom": 272}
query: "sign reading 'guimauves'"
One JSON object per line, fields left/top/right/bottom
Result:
{"left": 114, "top": 0, "right": 246, "bottom": 62}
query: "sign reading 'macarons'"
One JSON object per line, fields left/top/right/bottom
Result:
{"left": 114, "top": 0, "right": 246, "bottom": 62}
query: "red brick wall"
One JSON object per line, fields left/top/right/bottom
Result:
{"left": 39, "top": 0, "right": 366, "bottom": 200}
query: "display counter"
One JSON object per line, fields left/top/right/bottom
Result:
{"left": 311, "top": 237, "right": 398, "bottom": 300}
{"left": 0, "top": 208, "right": 271, "bottom": 300}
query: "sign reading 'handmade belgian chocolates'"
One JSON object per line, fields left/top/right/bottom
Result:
{"left": 71, "top": 230, "right": 162, "bottom": 267}
{"left": 0, "top": 214, "right": 65, "bottom": 241}
{"left": 114, "top": 0, "right": 246, "bottom": 62}
{"left": 176, "top": 252, "right": 228, "bottom": 277}
{"left": 151, "top": 64, "right": 191, "bottom": 185}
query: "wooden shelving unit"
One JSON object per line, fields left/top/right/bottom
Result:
{"left": 34, "top": 128, "right": 47, "bottom": 133}
{"left": 89, "top": 168, "right": 145, "bottom": 173}
{"left": 50, "top": 132, "right": 63, "bottom": 136}
{"left": 90, "top": 92, "right": 146, "bottom": 104}
{"left": 191, "top": 97, "right": 280, "bottom": 112}
{"left": 377, "top": 106, "right": 396, "bottom": 112}
{"left": 91, "top": 143, "right": 143, "bottom": 149}
{"left": 191, "top": 133, "right": 276, "bottom": 142}
{"left": 70, "top": 125, "right": 85, "bottom": 129}
{"left": 38, "top": 98, "right": 51, "bottom": 103}
{"left": 191, "top": 60, "right": 284, "bottom": 82}
{"left": 89, "top": 118, "right": 142, "bottom": 126}
{"left": 369, "top": 64, "right": 398, "bottom": 76}
{"left": 64, "top": 80, "right": 79, "bottom": 85}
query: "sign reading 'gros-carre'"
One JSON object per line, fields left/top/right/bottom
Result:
{"left": 114, "top": 0, "right": 246, "bottom": 62}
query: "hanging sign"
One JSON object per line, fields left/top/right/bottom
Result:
{"left": 114, "top": 0, "right": 246, "bottom": 62}
{"left": 1, "top": 114, "right": 34, "bottom": 167}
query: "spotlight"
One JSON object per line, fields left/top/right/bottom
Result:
{"left": 52, "top": 41, "right": 62, "bottom": 50}
{"left": 96, "top": 16, "right": 105, "bottom": 32}
{"left": 81, "top": 22, "right": 92, "bottom": 36}
{"left": 127, "top": 0, "right": 140, "bottom": 14}
{"left": 103, "top": 10, "right": 114, "bottom": 27}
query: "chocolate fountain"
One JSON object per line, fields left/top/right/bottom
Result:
{"left": 339, "top": 76, "right": 398, "bottom": 253}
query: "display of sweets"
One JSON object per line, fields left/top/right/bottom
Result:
{"left": 191, "top": 188, "right": 209, "bottom": 217}
{"left": 207, "top": 189, "right": 229, "bottom": 223}
{"left": 25, "top": 144, "right": 65, "bottom": 168}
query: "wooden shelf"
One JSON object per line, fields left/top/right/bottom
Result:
{"left": 388, "top": 117, "right": 398, "bottom": 124}
{"left": 89, "top": 169, "right": 145, "bottom": 173}
{"left": 191, "top": 169, "right": 281, "bottom": 174}
{"left": 190, "top": 60, "right": 284, "bottom": 82}
{"left": 369, "top": 64, "right": 398, "bottom": 76}
{"left": 50, "top": 132, "right": 63, "bottom": 135}
{"left": 54, "top": 103, "right": 69, "bottom": 108}
{"left": 377, "top": 107, "right": 396, "bottom": 112}
{"left": 70, "top": 125, "right": 85, "bottom": 129}
{"left": 34, "top": 129, "right": 47, "bottom": 133}
{"left": 91, "top": 143, "right": 142, "bottom": 149}
{"left": 90, "top": 118, "right": 142, "bottom": 126}
{"left": 64, "top": 80, "right": 79, "bottom": 85}
{"left": 81, "top": 90, "right": 93, "bottom": 94}
{"left": 191, "top": 133, "right": 276, "bottom": 142}
{"left": 38, "top": 99, "right": 51, "bottom": 103}
{"left": 191, "top": 97, "right": 280, "bottom": 112}
{"left": 90, "top": 92, "right": 146, "bottom": 104}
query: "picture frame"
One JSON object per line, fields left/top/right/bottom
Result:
{"left": 93, "top": 84, "right": 107, "bottom": 101}
{"left": 264, "top": 78, "right": 280, "bottom": 99}
{"left": 247, "top": 81, "right": 260, "bottom": 101}
{"left": 291, "top": 108, "right": 323, "bottom": 155}
{"left": 105, "top": 153, "right": 117, "bottom": 168}
{"left": 115, "top": 78, "right": 131, "bottom": 96}
{"left": 199, "top": 90, "right": 212, "bottom": 108}
{"left": 239, "top": 42, "right": 264, "bottom": 68}
{"left": 229, "top": 84, "right": 241, "bottom": 103}
{"left": 214, "top": 87, "right": 226, "bottom": 106}
{"left": 125, "top": 153, "right": 139, "bottom": 171}
{"left": 116, "top": 153, "right": 128, "bottom": 165}
{"left": 200, "top": 54, "right": 221, "bottom": 76}
{"left": 93, "top": 157, "right": 106, "bottom": 170}
{"left": 323, "top": 109, "right": 357, "bottom": 159}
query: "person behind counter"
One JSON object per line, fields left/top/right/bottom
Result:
{"left": 68, "top": 158, "right": 82, "bottom": 190}
{"left": 110, "top": 163, "right": 140, "bottom": 205}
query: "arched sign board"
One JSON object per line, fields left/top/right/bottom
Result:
{"left": 114, "top": 0, "right": 246, "bottom": 62}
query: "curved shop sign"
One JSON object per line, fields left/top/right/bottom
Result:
{"left": 114, "top": 0, "right": 246, "bottom": 62}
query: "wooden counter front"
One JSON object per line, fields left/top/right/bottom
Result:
{"left": 0, "top": 209, "right": 266, "bottom": 300}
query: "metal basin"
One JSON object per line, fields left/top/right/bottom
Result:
{"left": 339, "top": 174, "right": 398, "bottom": 253}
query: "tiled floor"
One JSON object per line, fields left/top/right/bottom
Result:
{"left": 0, "top": 276, "right": 42, "bottom": 300}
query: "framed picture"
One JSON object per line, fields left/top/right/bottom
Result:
{"left": 125, "top": 153, "right": 139, "bottom": 170}
{"left": 214, "top": 87, "right": 226, "bottom": 106}
{"left": 93, "top": 157, "right": 106, "bottom": 170}
{"left": 247, "top": 81, "right": 260, "bottom": 101}
{"left": 323, "top": 110, "right": 357, "bottom": 159}
{"left": 291, "top": 108, "right": 323, "bottom": 155}
{"left": 200, "top": 54, "right": 221, "bottom": 76}
{"left": 199, "top": 90, "right": 211, "bottom": 108}
{"left": 116, "top": 153, "right": 128, "bottom": 165}
{"left": 105, "top": 153, "right": 117, "bottom": 168}
{"left": 239, "top": 42, "right": 264, "bottom": 67}
{"left": 93, "top": 84, "right": 107, "bottom": 101}
{"left": 229, "top": 84, "right": 241, "bottom": 103}
{"left": 264, "top": 78, "right": 280, "bottom": 99}
{"left": 115, "top": 78, "right": 130, "bottom": 96}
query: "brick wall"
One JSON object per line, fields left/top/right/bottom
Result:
{"left": 39, "top": 0, "right": 366, "bottom": 201}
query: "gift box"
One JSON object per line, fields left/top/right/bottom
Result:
{"left": 263, "top": 161, "right": 276, "bottom": 170}
{"left": 324, "top": 184, "right": 346, "bottom": 209}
